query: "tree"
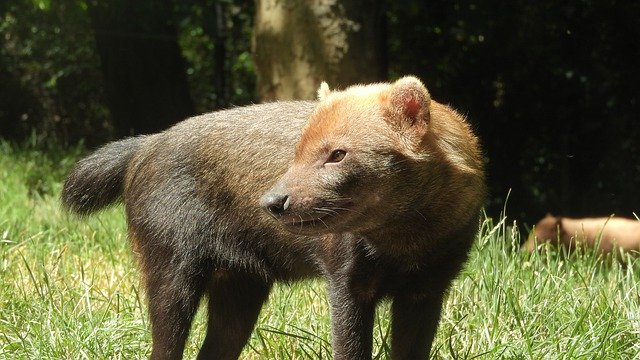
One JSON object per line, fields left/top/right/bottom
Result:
{"left": 88, "top": 0, "right": 195, "bottom": 137}
{"left": 252, "top": 0, "right": 386, "bottom": 101}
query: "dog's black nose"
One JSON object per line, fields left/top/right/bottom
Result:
{"left": 260, "top": 192, "right": 290, "bottom": 218}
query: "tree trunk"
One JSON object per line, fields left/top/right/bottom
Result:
{"left": 252, "top": 0, "right": 386, "bottom": 101}
{"left": 88, "top": 0, "right": 194, "bottom": 137}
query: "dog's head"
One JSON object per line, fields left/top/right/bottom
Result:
{"left": 260, "top": 77, "right": 446, "bottom": 235}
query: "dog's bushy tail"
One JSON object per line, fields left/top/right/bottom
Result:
{"left": 61, "top": 136, "right": 145, "bottom": 215}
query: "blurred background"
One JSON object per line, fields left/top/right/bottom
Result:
{"left": 1, "top": 0, "right": 638, "bottom": 226}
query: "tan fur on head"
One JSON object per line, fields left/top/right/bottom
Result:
{"left": 317, "top": 82, "right": 331, "bottom": 101}
{"left": 387, "top": 76, "right": 431, "bottom": 127}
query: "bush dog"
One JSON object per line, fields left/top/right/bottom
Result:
{"left": 62, "top": 76, "right": 485, "bottom": 360}
{"left": 523, "top": 214, "right": 640, "bottom": 254}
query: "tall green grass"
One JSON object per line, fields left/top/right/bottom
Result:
{"left": 1, "top": 142, "right": 638, "bottom": 359}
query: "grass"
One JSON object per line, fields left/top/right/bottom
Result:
{"left": 1, "top": 142, "right": 639, "bottom": 359}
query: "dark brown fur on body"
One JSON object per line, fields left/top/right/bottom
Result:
{"left": 63, "top": 101, "right": 319, "bottom": 360}
{"left": 62, "top": 77, "right": 485, "bottom": 360}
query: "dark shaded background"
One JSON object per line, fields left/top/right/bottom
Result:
{"left": 1, "top": 0, "right": 638, "bottom": 226}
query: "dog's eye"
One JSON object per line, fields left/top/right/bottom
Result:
{"left": 327, "top": 149, "right": 346, "bottom": 163}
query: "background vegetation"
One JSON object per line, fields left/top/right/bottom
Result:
{"left": 1, "top": 145, "right": 639, "bottom": 358}
{"left": 1, "top": 0, "right": 639, "bottom": 224}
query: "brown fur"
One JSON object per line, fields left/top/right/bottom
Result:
{"left": 62, "top": 76, "right": 485, "bottom": 360}
{"left": 523, "top": 214, "right": 640, "bottom": 254}
{"left": 262, "top": 76, "right": 485, "bottom": 359}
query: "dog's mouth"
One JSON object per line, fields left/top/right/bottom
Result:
{"left": 278, "top": 201, "right": 354, "bottom": 233}
{"left": 283, "top": 214, "right": 330, "bottom": 228}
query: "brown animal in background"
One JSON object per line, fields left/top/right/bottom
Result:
{"left": 523, "top": 214, "right": 640, "bottom": 254}
{"left": 62, "top": 76, "right": 485, "bottom": 360}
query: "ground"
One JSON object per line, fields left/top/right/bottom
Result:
{"left": 1, "top": 143, "right": 639, "bottom": 359}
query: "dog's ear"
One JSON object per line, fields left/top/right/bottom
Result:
{"left": 317, "top": 82, "right": 331, "bottom": 101}
{"left": 386, "top": 76, "right": 431, "bottom": 128}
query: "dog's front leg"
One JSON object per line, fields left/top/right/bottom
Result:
{"left": 390, "top": 291, "right": 445, "bottom": 360}
{"left": 328, "top": 276, "right": 376, "bottom": 360}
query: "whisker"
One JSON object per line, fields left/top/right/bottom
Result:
{"left": 324, "top": 197, "right": 353, "bottom": 203}
{"left": 317, "top": 217, "right": 329, "bottom": 229}
{"left": 331, "top": 206, "right": 366, "bottom": 217}
{"left": 415, "top": 210, "right": 428, "bottom": 223}
{"left": 313, "top": 207, "right": 339, "bottom": 216}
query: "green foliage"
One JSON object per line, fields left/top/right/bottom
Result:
{"left": 1, "top": 144, "right": 639, "bottom": 358}
{"left": 0, "top": 0, "right": 112, "bottom": 146}
{"left": 0, "top": 0, "right": 256, "bottom": 145}
{"left": 176, "top": 0, "right": 256, "bottom": 113}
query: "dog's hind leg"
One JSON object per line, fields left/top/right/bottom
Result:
{"left": 141, "top": 245, "right": 211, "bottom": 360}
{"left": 196, "top": 271, "right": 272, "bottom": 360}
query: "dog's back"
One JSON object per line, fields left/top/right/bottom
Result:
{"left": 63, "top": 101, "right": 320, "bottom": 279}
